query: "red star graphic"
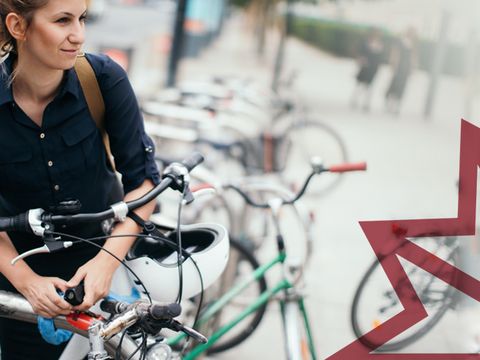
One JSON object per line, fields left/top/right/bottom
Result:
{"left": 329, "top": 120, "right": 480, "bottom": 359}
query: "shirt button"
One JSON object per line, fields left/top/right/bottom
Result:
{"left": 48, "top": 161, "right": 53, "bottom": 167}
{"left": 54, "top": 185, "right": 60, "bottom": 191}
{"left": 40, "top": 133, "right": 46, "bottom": 139}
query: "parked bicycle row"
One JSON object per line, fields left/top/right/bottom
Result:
{"left": 0, "top": 151, "right": 368, "bottom": 359}
{"left": 140, "top": 75, "right": 350, "bottom": 198}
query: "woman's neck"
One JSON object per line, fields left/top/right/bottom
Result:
{"left": 12, "top": 57, "right": 64, "bottom": 104}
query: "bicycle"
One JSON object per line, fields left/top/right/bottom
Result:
{"left": 155, "top": 159, "right": 314, "bottom": 253}
{"left": 164, "top": 158, "right": 367, "bottom": 359}
{"left": 350, "top": 234, "right": 460, "bottom": 352}
{"left": 0, "top": 153, "right": 228, "bottom": 359}
{"left": 141, "top": 78, "right": 348, "bottom": 196}
{"left": 149, "top": 158, "right": 311, "bottom": 354}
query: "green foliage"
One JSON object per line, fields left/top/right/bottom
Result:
{"left": 229, "top": 0, "right": 252, "bottom": 7}
{"left": 290, "top": 15, "right": 467, "bottom": 77}
{"left": 290, "top": 16, "right": 391, "bottom": 59}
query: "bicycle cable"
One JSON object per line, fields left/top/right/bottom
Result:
{"left": 126, "top": 330, "right": 146, "bottom": 360}
{"left": 174, "top": 184, "right": 209, "bottom": 356}
{"left": 175, "top": 185, "right": 188, "bottom": 304}
{"left": 53, "top": 231, "right": 207, "bottom": 307}
{"left": 49, "top": 231, "right": 153, "bottom": 303}
{"left": 115, "top": 330, "right": 127, "bottom": 360}
{"left": 52, "top": 227, "right": 207, "bottom": 356}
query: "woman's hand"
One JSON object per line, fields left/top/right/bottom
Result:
{"left": 66, "top": 253, "right": 118, "bottom": 311}
{"left": 66, "top": 179, "right": 156, "bottom": 311}
{"left": 16, "top": 274, "right": 73, "bottom": 318}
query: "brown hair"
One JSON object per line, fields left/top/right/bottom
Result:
{"left": 0, "top": 0, "right": 49, "bottom": 57}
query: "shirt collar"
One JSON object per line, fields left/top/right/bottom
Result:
{"left": 0, "top": 55, "right": 14, "bottom": 107}
{"left": 59, "top": 66, "right": 81, "bottom": 99}
{"left": 0, "top": 55, "right": 81, "bottom": 106}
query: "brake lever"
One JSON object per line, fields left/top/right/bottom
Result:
{"left": 169, "top": 319, "right": 208, "bottom": 344}
{"left": 11, "top": 240, "right": 73, "bottom": 265}
{"left": 181, "top": 324, "right": 208, "bottom": 344}
{"left": 182, "top": 187, "right": 216, "bottom": 206}
{"left": 192, "top": 188, "right": 216, "bottom": 200}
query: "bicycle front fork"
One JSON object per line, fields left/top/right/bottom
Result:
{"left": 281, "top": 295, "right": 317, "bottom": 360}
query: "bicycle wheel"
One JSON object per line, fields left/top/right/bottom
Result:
{"left": 281, "top": 119, "right": 348, "bottom": 197}
{"left": 282, "top": 301, "right": 316, "bottom": 360}
{"left": 203, "top": 237, "right": 269, "bottom": 354}
{"left": 350, "top": 236, "right": 459, "bottom": 351}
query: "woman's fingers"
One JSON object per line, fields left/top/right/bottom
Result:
{"left": 21, "top": 276, "right": 73, "bottom": 317}
{"left": 39, "top": 281, "right": 72, "bottom": 316}
{"left": 70, "top": 259, "right": 114, "bottom": 311}
{"left": 66, "top": 270, "right": 86, "bottom": 289}
{"left": 47, "top": 292, "right": 72, "bottom": 313}
{"left": 51, "top": 277, "right": 70, "bottom": 293}
{"left": 73, "top": 280, "right": 103, "bottom": 311}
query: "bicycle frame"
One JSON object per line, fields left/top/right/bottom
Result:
{"left": 167, "top": 250, "right": 318, "bottom": 360}
{"left": 0, "top": 290, "right": 140, "bottom": 359}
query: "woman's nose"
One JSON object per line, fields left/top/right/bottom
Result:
{"left": 69, "top": 21, "right": 85, "bottom": 45}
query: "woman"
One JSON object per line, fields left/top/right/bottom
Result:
{"left": 0, "top": 0, "right": 160, "bottom": 358}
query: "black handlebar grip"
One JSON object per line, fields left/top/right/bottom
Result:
{"left": 181, "top": 152, "right": 204, "bottom": 172}
{"left": 0, "top": 213, "right": 30, "bottom": 233}
{"left": 64, "top": 281, "right": 85, "bottom": 306}
{"left": 149, "top": 303, "right": 181, "bottom": 320}
{"left": 100, "top": 299, "right": 129, "bottom": 315}
{"left": 0, "top": 218, "right": 13, "bottom": 232}
{"left": 12, "top": 213, "right": 30, "bottom": 233}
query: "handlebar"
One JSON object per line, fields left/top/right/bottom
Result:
{"left": 329, "top": 162, "right": 367, "bottom": 173}
{"left": 99, "top": 299, "right": 207, "bottom": 343}
{"left": 0, "top": 152, "right": 204, "bottom": 264}
{"left": 100, "top": 299, "right": 181, "bottom": 321}
{"left": 99, "top": 301, "right": 181, "bottom": 339}
{"left": 226, "top": 161, "right": 367, "bottom": 209}
{"left": 1, "top": 152, "right": 204, "bottom": 233}
{"left": 49, "top": 152, "right": 205, "bottom": 227}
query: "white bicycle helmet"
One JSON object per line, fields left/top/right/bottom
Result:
{"left": 125, "top": 223, "right": 229, "bottom": 303}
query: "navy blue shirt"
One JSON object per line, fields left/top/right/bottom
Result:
{"left": 0, "top": 53, "right": 160, "bottom": 285}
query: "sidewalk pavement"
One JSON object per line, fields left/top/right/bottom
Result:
{"left": 175, "top": 13, "right": 480, "bottom": 359}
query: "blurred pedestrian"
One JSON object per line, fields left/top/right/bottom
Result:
{"left": 385, "top": 27, "right": 418, "bottom": 115}
{"left": 350, "top": 27, "right": 385, "bottom": 112}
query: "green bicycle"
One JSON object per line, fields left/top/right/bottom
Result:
{"left": 167, "top": 159, "right": 367, "bottom": 359}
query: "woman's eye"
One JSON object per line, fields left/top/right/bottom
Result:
{"left": 56, "top": 17, "right": 69, "bottom": 23}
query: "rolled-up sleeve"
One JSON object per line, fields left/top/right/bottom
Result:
{"left": 87, "top": 54, "right": 160, "bottom": 193}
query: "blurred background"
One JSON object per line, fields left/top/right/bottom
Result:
{"left": 83, "top": 0, "right": 480, "bottom": 358}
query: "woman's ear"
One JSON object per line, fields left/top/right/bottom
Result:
{"left": 5, "top": 13, "right": 27, "bottom": 42}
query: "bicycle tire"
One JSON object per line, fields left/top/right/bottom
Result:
{"left": 281, "top": 119, "right": 349, "bottom": 197}
{"left": 282, "top": 301, "right": 313, "bottom": 360}
{"left": 350, "top": 236, "right": 459, "bottom": 351}
{"left": 205, "top": 236, "right": 268, "bottom": 354}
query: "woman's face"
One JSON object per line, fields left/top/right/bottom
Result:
{"left": 20, "top": 0, "right": 87, "bottom": 71}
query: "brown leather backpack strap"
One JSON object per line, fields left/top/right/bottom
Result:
{"left": 74, "top": 54, "right": 116, "bottom": 171}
